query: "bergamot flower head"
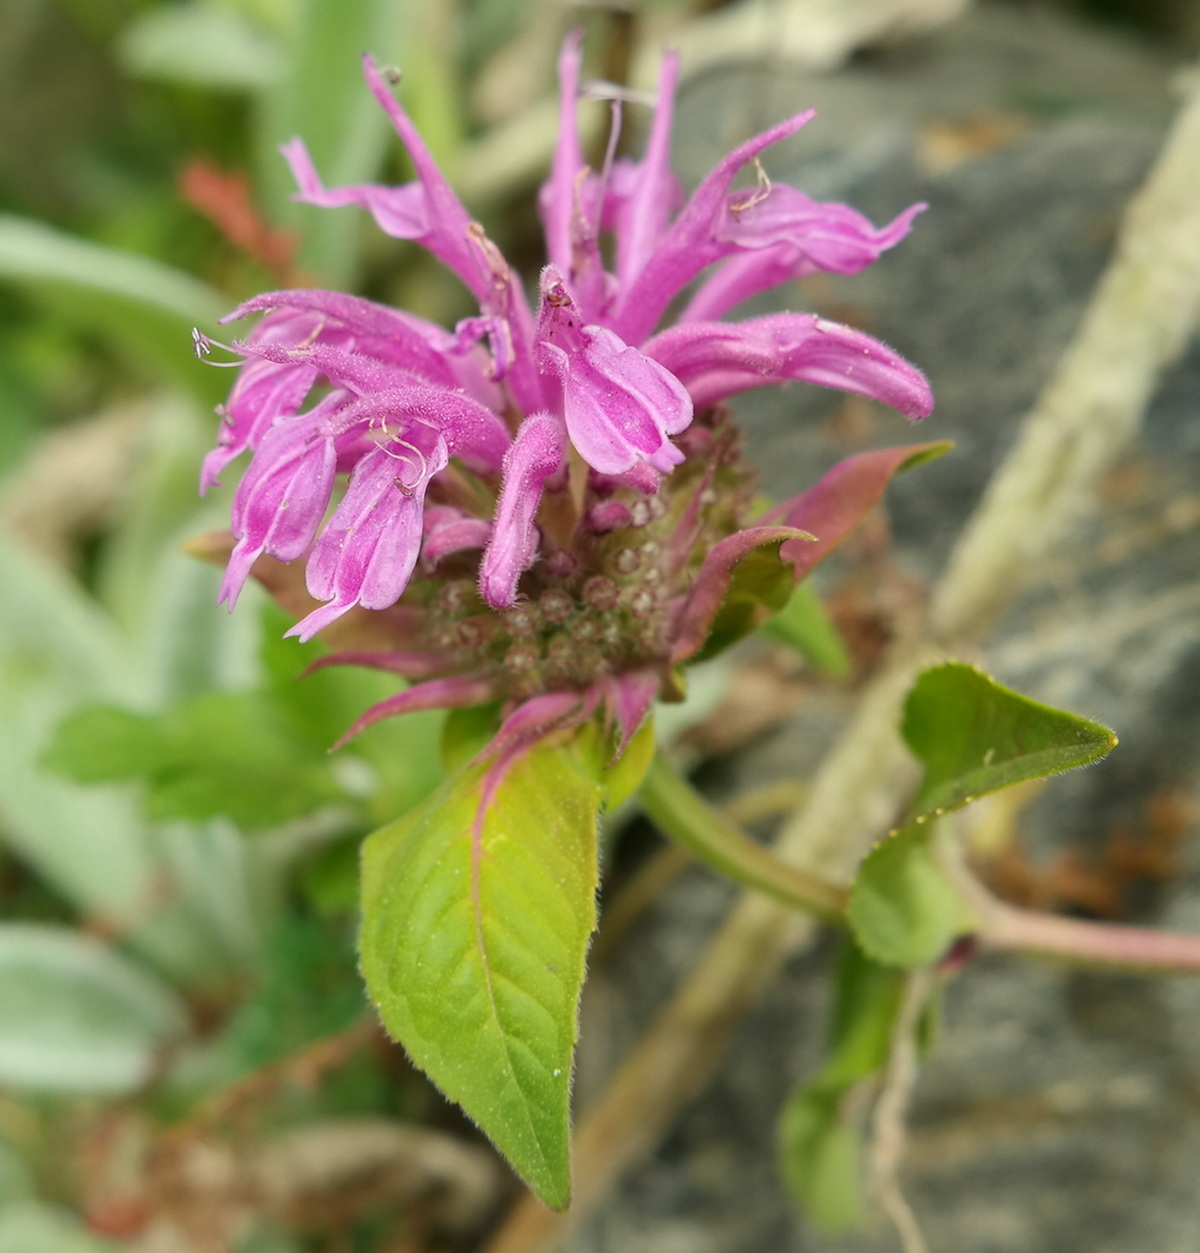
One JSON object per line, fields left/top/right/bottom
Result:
{"left": 195, "top": 32, "right": 933, "bottom": 754}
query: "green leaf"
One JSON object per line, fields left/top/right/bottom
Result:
{"left": 118, "top": 2, "right": 284, "bottom": 90}
{"left": 43, "top": 693, "right": 343, "bottom": 830}
{"left": 361, "top": 735, "right": 603, "bottom": 1208}
{"left": 848, "top": 825, "right": 974, "bottom": 968}
{"left": 848, "top": 663, "right": 1118, "bottom": 968}
{"left": 780, "top": 1092, "right": 867, "bottom": 1233}
{"left": 762, "top": 580, "right": 851, "bottom": 676}
{"left": 0, "top": 925, "right": 188, "bottom": 1094}
{"left": 779, "top": 942, "right": 903, "bottom": 1231}
{"left": 902, "top": 662, "right": 1117, "bottom": 821}
{"left": 0, "top": 216, "right": 227, "bottom": 397}
{"left": 0, "top": 1204, "right": 126, "bottom": 1253}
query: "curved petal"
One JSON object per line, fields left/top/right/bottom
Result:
{"left": 540, "top": 28, "right": 587, "bottom": 275}
{"left": 311, "top": 383, "right": 511, "bottom": 472}
{"left": 610, "top": 109, "right": 816, "bottom": 344}
{"left": 479, "top": 412, "right": 567, "bottom": 608}
{"left": 281, "top": 56, "right": 488, "bottom": 304}
{"left": 614, "top": 51, "right": 681, "bottom": 290}
{"left": 681, "top": 196, "right": 925, "bottom": 322}
{"left": 220, "top": 414, "right": 338, "bottom": 609}
{"left": 537, "top": 269, "right": 692, "bottom": 475}
{"left": 199, "top": 309, "right": 326, "bottom": 490}
{"left": 291, "top": 433, "right": 449, "bottom": 640}
{"left": 645, "top": 313, "right": 934, "bottom": 419}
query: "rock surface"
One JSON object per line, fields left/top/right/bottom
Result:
{"left": 573, "top": 5, "right": 1200, "bottom": 1251}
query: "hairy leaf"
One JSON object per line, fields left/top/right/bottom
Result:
{"left": 903, "top": 662, "right": 1117, "bottom": 821}
{"left": 849, "top": 663, "right": 1117, "bottom": 967}
{"left": 360, "top": 736, "right": 603, "bottom": 1208}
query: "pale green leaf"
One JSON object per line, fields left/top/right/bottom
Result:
{"left": 0, "top": 1203, "right": 126, "bottom": 1253}
{"left": 0, "top": 926, "right": 188, "bottom": 1094}
{"left": 118, "top": 3, "right": 284, "bottom": 90}
{"left": 0, "top": 216, "right": 227, "bottom": 395}
{"left": 361, "top": 737, "right": 603, "bottom": 1208}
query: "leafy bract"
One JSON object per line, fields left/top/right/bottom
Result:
{"left": 672, "top": 528, "right": 811, "bottom": 665}
{"left": 902, "top": 662, "right": 1117, "bottom": 821}
{"left": 360, "top": 736, "right": 604, "bottom": 1209}
{"left": 0, "top": 925, "right": 188, "bottom": 1094}
{"left": 676, "top": 443, "right": 953, "bottom": 666}
{"left": 774, "top": 442, "right": 953, "bottom": 574}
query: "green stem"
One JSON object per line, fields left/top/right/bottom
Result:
{"left": 638, "top": 754, "right": 848, "bottom": 924}
{"left": 642, "top": 755, "right": 1200, "bottom": 976}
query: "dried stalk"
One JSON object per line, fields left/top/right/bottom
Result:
{"left": 483, "top": 63, "right": 1200, "bottom": 1253}
{"left": 870, "top": 969, "right": 935, "bottom": 1253}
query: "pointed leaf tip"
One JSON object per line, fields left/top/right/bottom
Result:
{"left": 360, "top": 736, "right": 603, "bottom": 1207}
{"left": 902, "top": 662, "right": 1117, "bottom": 823}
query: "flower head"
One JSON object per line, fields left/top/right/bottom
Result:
{"left": 196, "top": 34, "right": 933, "bottom": 755}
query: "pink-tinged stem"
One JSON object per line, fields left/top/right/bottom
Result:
{"left": 644, "top": 757, "right": 1200, "bottom": 977}
{"left": 980, "top": 902, "right": 1200, "bottom": 975}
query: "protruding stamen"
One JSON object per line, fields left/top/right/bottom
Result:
{"left": 192, "top": 328, "right": 245, "bottom": 365}
{"left": 730, "top": 157, "right": 772, "bottom": 215}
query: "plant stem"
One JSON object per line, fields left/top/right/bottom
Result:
{"left": 639, "top": 754, "right": 847, "bottom": 923}
{"left": 980, "top": 901, "right": 1200, "bottom": 974}
{"left": 643, "top": 755, "right": 1200, "bottom": 976}
{"left": 870, "top": 968, "right": 934, "bottom": 1253}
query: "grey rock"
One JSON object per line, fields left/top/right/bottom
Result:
{"left": 573, "top": 5, "right": 1200, "bottom": 1252}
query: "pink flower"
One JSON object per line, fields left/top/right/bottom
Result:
{"left": 197, "top": 32, "right": 935, "bottom": 748}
